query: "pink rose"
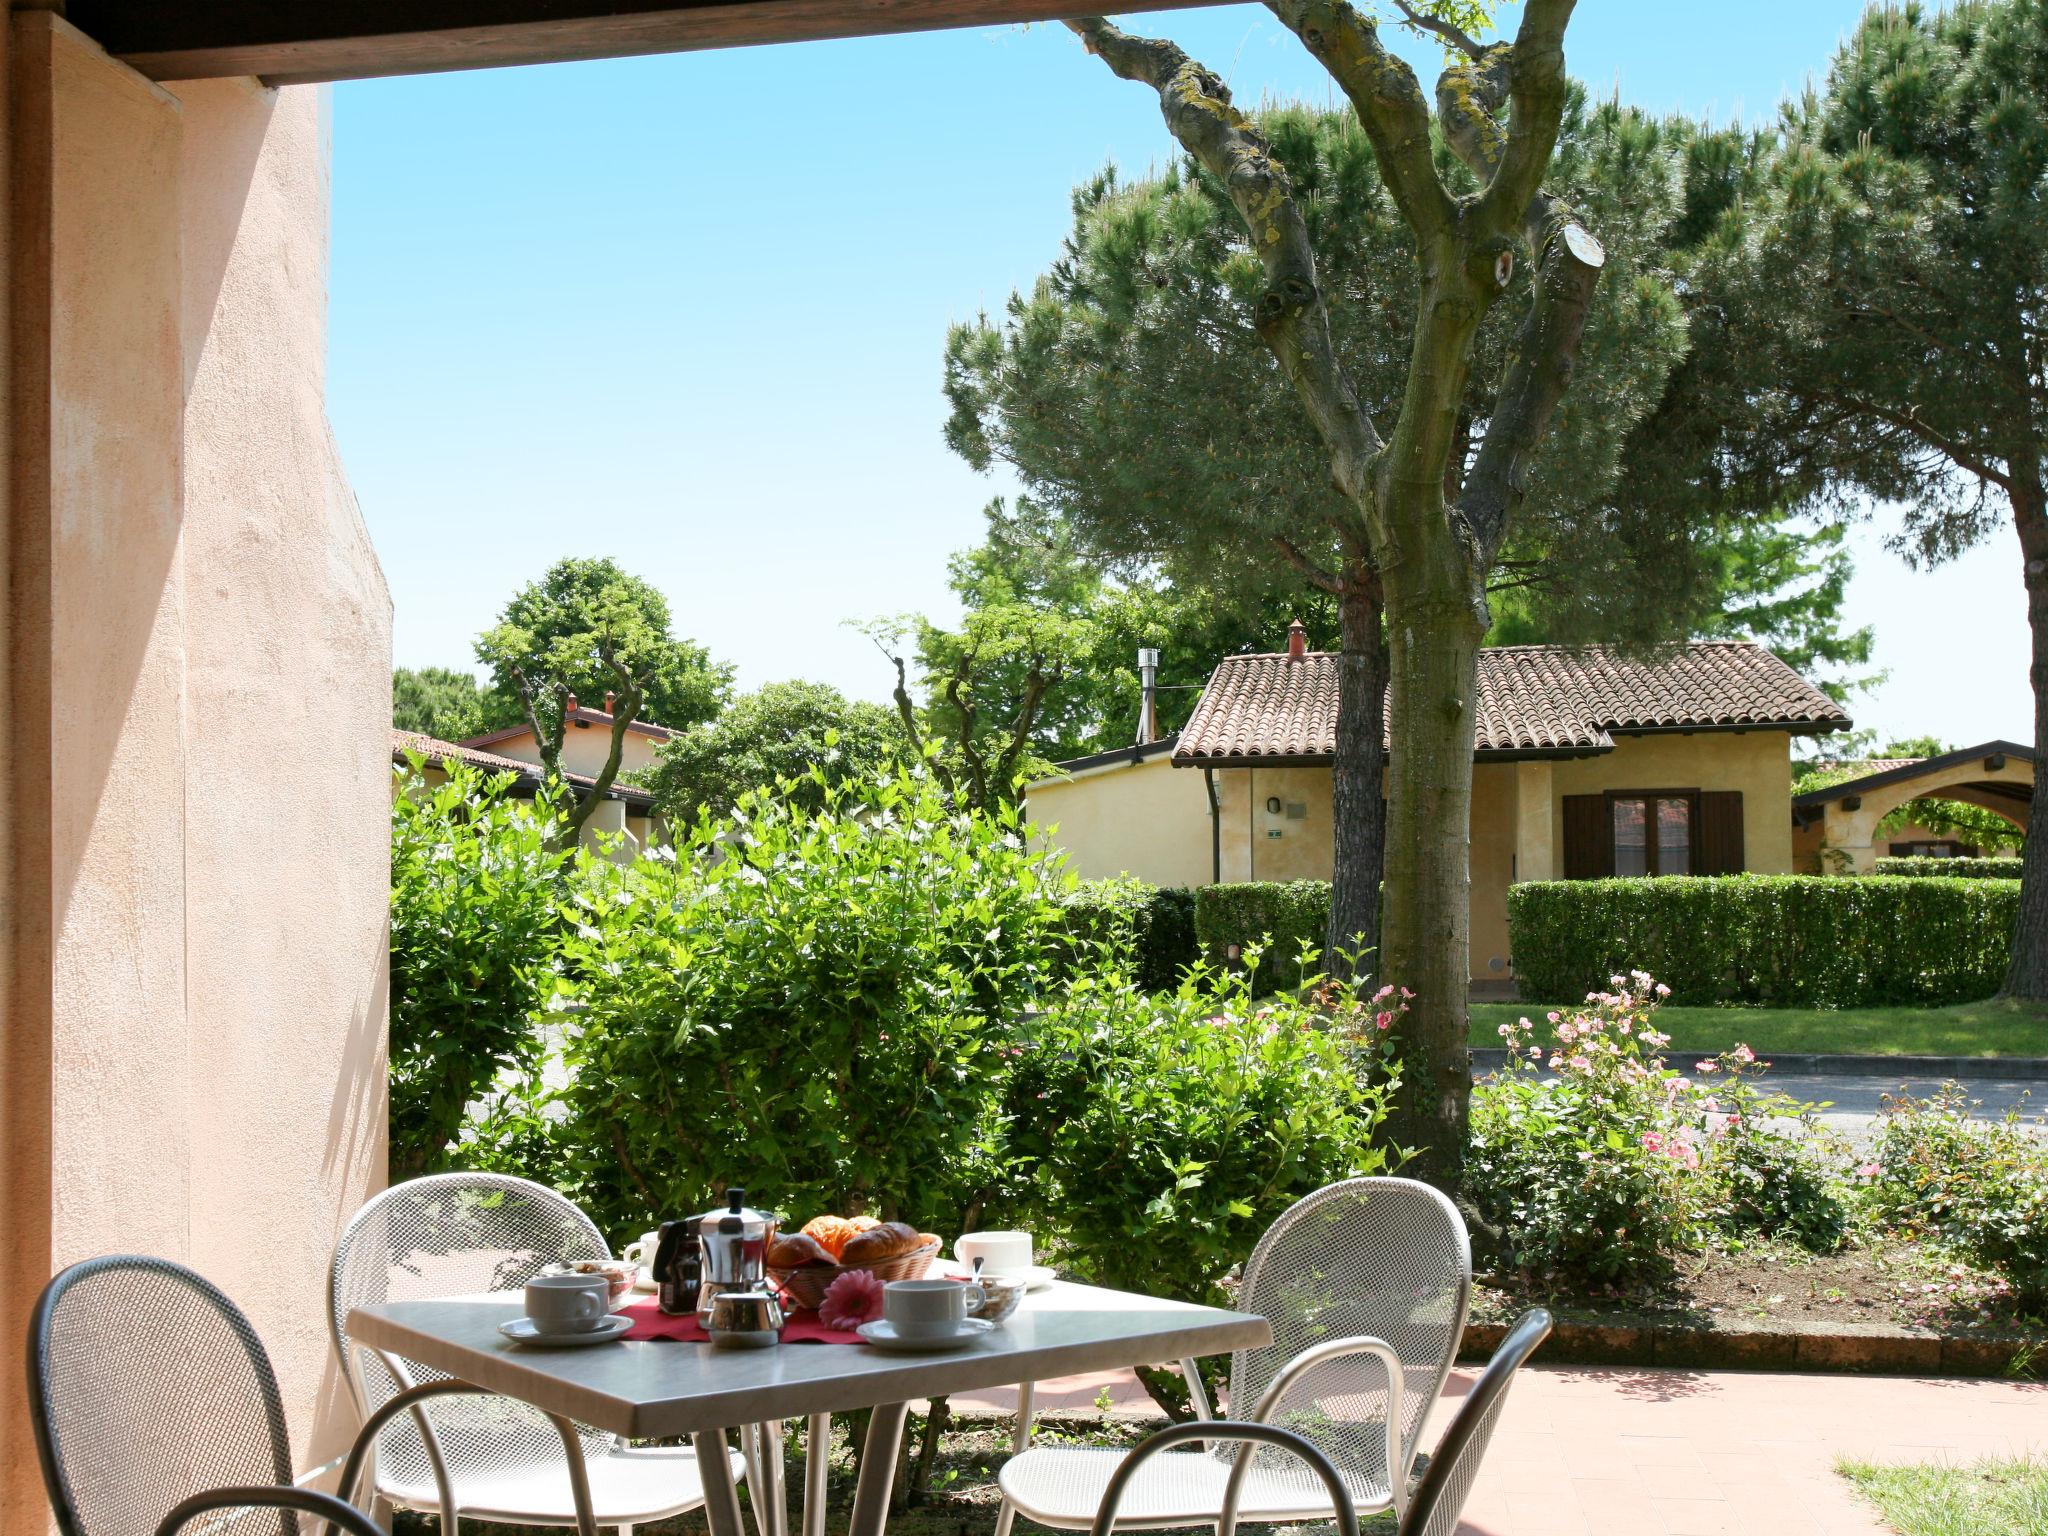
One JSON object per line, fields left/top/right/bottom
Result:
{"left": 819, "top": 1268, "right": 887, "bottom": 1329}
{"left": 1376, "top": 1011, "right": 1394, "bottom": 1030}
{"left": 1857, "top": 1162, "right": 1882, "bottom": 1180}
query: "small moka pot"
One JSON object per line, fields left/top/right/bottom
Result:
{"left": 705, "top": 1287, "right": 785, "bottom": 1349}
{"left": 694, "top": 1187, "right": 778, "bottom": 1328}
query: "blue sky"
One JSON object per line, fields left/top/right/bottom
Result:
{"left": 329, "top": 0, "right": 2030, "bottom": 748}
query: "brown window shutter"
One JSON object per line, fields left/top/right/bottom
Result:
{"left": 1698, "top": 791, "right": 1744, "bottom": 875}
{"left": 1562, "top": 794, "right": 1612, "bottom": 879}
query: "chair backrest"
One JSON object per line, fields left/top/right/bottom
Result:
{"left": 1399, "top": 1308, "right": 1552, "bottom": 1536}
{"left": 1227, "top": 1178, "right": 1471, "bottom": 1490}
{"left": 328, "top": 1173, "right": 614, "bottom": 1485}
{"left": 29, "top": 1255, "right": 294, "bottom": 1536}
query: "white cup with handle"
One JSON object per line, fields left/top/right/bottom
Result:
{"left": 884, "top": 1278, "right": 985, "bottom": 1340}
{"left": 954, "top": 1231, "right": 1033, "bottom": 1278}
{"left": 524, "top": 1272, "right": 610, "bottom": 1335}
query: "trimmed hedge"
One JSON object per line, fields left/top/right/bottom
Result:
{"left": 1507, "top": 875, "right": 2018, "bottom": 1007}
{"left": 1194, "top": 880, "right": 1332, "bottom": 989}
{"left": 1059, "top": 880, "right": 1200, "bottom": 992}
{"left": 1874, "top": 857, "right": 2022, "bottom": 880}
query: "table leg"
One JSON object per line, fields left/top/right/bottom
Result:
{"left": 759, "top": 1419, "right": 788, "bottom": 1536}
{"left": 847, "top": 1401, "right": 910, "bottom": 1536}
{"left": 695, "top": 1429, "right": 749, "bottom": 1536}
{"left": 803, "top": 1414, "right": 830, "bottom": 1536}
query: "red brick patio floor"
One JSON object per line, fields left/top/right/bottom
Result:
{"left": 949, "top": 1363, "right": 2048, "bottom": 1535}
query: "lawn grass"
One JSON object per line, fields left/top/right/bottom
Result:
{"left": 1838, "top": 1457, "right": 2048, "bottom": 1536}
{"left": 1469, "top": 997, "right": 2048, "bottom": 1058}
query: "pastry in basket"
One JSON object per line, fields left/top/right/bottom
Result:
{"left": 767, "top": 1232, "right": 835, "bottom": 1270}
{"left": 798, "top": 1214, "right": 878, "bottom": 1261}
{"left": 838, "top": 1221, "right": 923, "bottom": 1267}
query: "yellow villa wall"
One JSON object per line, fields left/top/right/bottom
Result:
{"left": 2, "top": 19, "right": 391, "bottom": 1508}
{"left": 483, "top": 718, "right": 667, "bottom": 779}
{"left": 1030, "top": 729, "right": 1798, "bottom": 985}
{"left": 1027, "top": 750, "right": 1213, "bottom": 888}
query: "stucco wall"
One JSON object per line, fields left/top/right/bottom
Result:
{"left": 1550, "top": 731, "right": 1794, "bottom": 875}
{"left": 1, "top": 19, "right": 390, "bottom": 1508}
{"left": 1032, "top": 729, "right": 1801, "bottom": 986}
{"left": 485, "top": 718, "right": 666, "bottom": 779}
{"left": 1027, "top": 751, "right": 1213, "bottom": 888}
{"left": 172, "top": 75, "right": 391, "bottom": 1470}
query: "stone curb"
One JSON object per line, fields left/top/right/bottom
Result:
{"left": 1467, "top": 1047, "right": 2048, "bottom": 1080}
{"left": 1459, "top": 1313, "right": 2044, "bottom": 1378}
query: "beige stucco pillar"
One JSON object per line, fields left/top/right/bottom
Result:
{"left": 1, "top": 17, "right": 391, "bottom": 1515}
{"left": 1513, "top": 759, "right": 1555, "bottom": 884}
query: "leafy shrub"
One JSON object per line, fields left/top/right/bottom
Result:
{"left": 1873, "top": 857, "right": 2022, "bottom": 880}
{"left": 1470, "top": 975, "right": 1847, "bottom": 1286}
{"left": 553, "top": 768, "right": 1073, "bottom": 1238}
{"left": 1058, "top": 879, "right": 1200, "bottom": 991}
{"left": 1002, "top": 963, "right": 1396, "bottom": 1308}
{"left": 389, "top": 756, "right": 571, "bottom": 1180}
{"left": 1194, "top": 880, "right": 1333, "bottom": 990}
{"left": 1865, "top": 1086, "right": 2048, "bottom": 1309}
{"left": 1507, "top": 875, "right": 2017, "bottom": 1006}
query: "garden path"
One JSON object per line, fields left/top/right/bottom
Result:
{"left": 949, "top": 1361, "right": 2048, "bottom": 1535}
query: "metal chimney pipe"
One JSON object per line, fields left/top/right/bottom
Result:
{"left": 1136, "top": 647, "right": 1161, "bottom": 744}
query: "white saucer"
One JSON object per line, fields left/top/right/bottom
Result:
{"left": 857, "top": 1317, "right": 996, "bottom": 1352}
{"left": 499, "top": 1313, "right": 634, "bottom": 1347}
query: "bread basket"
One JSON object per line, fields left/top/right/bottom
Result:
{"left": 771, "top": 1239, "right": 942, "bottom": 1311}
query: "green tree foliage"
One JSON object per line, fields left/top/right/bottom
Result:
{"left": 389, "top": 756, "right": 570, "bottom": 1180}
{"left": 553, "top": 770, "right": 1075, "bottom": 1235}
{"left": 1745, "top": 0, "right": 2048, "bottom": 996}
{"left": 392, "top": 665, "right": 501, "bottom": 741}
{"left": 477, "top": 557, "right": 732, "bottom": 840}
{"left": 647, "top": 680, "right": 899, "bottom": 822}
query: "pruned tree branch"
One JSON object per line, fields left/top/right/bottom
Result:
{"left": 1474, "top": 0, "right": 1577, "bottom": 239}
{"left": 561, "top": 637, "right": 644, "bottom": 841}
{"left": 1272, "top": 534, "right": 1349, "bottom": 594}
{"left": 876, "top": 643, "right": 956, "bottom": 795}
{"left": 1390, "top": 0, "right": 1483, "bottom": 59}
{"left": 1264, "top": 0, "right": 1455, "bottom": 245}
{"left": 1066, "top": 16, "right": 1385, "bottom": 515}
{"left": 1459, "top": 203, "right": 1606, "bottom": 561}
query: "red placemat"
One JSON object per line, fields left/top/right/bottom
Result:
{"left": 619, "top": 1298, "right": 865, "bottom": 1345}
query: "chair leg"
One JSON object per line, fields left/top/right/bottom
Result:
{"left": 368, "top": 1496, "right": 396, "bottom": 1535}
{"left": 992, "top": 1380, "right": 1037, "bottom": 1536}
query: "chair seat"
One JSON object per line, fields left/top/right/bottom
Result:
{"left": 378, "top": 1441, "right": 748, "bottom": 1526}
{"left": 998, "top": 1444, "right": 1393, "bottom": 1531}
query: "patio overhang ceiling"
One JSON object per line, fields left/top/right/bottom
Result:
{"left": 70, "top": 0, "right": 1224, "bottom": 84}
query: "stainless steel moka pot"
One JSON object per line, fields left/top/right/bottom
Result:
{"left": 694, "top": 1187, "right": 778, "bottom": 1329}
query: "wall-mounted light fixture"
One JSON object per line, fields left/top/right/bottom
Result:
{"left": 1265, "top": 796, "right": 1283, "bottom": 815}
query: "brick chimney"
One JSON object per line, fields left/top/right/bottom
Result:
{"left": 604, "top": 691, "right": 616, "bottom": 714}
{"left": 563, "top": 692, "right": 578, "bottom": 714}
{"left": 1286, "top": 618, "right": 1307, "bottom": 662}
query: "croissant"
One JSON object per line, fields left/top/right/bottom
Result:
{"left": 768, "top": 1233, "right": 835, "bottom": 1269}
{"left": 838, "top": 1221, "right": 924, "bottom": 1267}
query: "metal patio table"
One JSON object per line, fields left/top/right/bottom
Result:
{"left": 347, "top": 1278, "right": 1270, "bottom": 1536}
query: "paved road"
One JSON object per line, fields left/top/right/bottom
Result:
{"left": 1761, "top": 1067, "right": 2041, "bottom": 1139}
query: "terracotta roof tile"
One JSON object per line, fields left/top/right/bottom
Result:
{"left": 392, "top": 729, "right": 656, "bottom": 810}
{"left": 1173, "top": 642, "right": 1850, "bottom": 765}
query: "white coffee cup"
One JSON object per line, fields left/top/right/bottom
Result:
{"left": 954, "top": 1231, "right": 1033, "bottom": 1278}
{"left": 884, "top": 1278, "right": 985, "bottom": 1339}
{"left": 620, "top": 1231, "right": 662, "bottom": 1272}
{"left": 524, "top": 1272, "right": 610, "bottom": 1335}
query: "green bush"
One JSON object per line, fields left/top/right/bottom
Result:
{"left": 389, "top": 756, "right": 572, "bottom": 1181}
{"left": 1003, "top": 967, "right": 1395, "bottom": 1307}
{"left": 1058, "top": 880, "right": 1200, "bottom": 992}
{"left": 553, "top": 768, "right": 1073, "bottom": 1238}
{"left": 1866, "top": 1087, "right": 2048, "bottom": 1309}
{"left": 1873, "top": 857, "right": 2022, "bottom": 879}
{"left": 1472, "top": 980, "right": 1850, "bottom": 1287}
{"left": 1194, "top": 880, "right": 1332, "bottom": 990}
{"left": 1507, "top": 875, "right": 2018, "bottom": 1006}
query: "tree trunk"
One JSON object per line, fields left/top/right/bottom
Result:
{"left": 1377, "top": 564, "right": 1485, "bottom": 1187}
{"left": 2002, "top": 480, "right": 2048, "bottom": 1000}
{"left": 1328, "top": 573, "right": 1388, "bottom": 979}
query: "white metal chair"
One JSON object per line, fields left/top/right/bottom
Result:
{"left": 997, "top": 1176, "right": 1472, "bottom": 1534}
{"left": 1089, "top": 1308, "right": 1553, "bottom": 1536}
{"left": 328, "top": 1172, "right": 749, "bottom": 1536}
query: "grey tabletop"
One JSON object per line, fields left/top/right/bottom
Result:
{"left": 347, "top": 1279, "right": 1271, "bottom": 1439}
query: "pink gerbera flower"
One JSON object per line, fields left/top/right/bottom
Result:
{"left": 819, "top": 1268, "right": 886, "bottom": 1329}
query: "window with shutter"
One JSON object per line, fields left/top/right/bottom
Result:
{"left": 1562, "top": 794, "right": 1612, "bottom": 879}
{"left": 1698, "top": 790, "right": 1745, "bottom": 875}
